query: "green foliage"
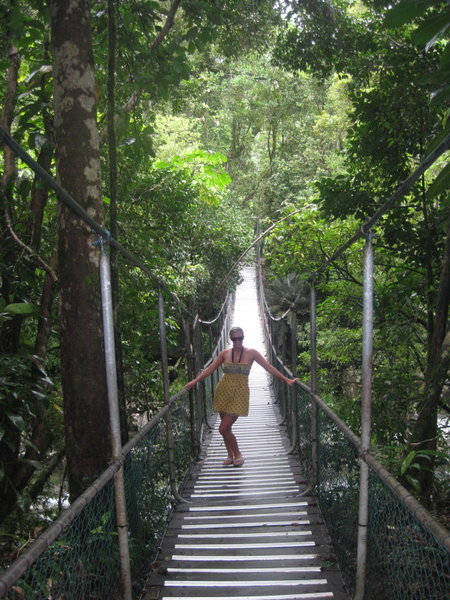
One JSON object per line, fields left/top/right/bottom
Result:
{"left": 274, "top": 0, "right": 379, "bottom": 80}
{"left": 113, "top": 145, "right": 252, "bottom": 416}
{"left": 154, "top": 149, "right": 232, "bottom": 205}
{"left": 384, "top": 0, "right": 450, "bottom": 200}
{"left": 378, "top": 446, "right": 450, "bottom": 493}
{"left": 0, "top": 355, "right": 55, "bottom": 469}
{"left": 174, "top": 54, "right": 351, "bottom": 218}
{"left": 3, "top": 0, "right": 449, "bottom": 535}
{"left": 1, "top": 301, "right": 34, "bottom": 317}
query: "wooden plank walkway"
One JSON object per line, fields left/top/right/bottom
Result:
{"left": 142, "top": 267, "right": 349, "bottom": 600}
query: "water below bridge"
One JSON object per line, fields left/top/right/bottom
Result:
{"left": 142, "top": 266, "right": 350, "bottom": 600}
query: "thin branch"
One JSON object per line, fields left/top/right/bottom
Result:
{"left": 3, "top": 200, "right": 58, "bottom": 283}
{"left": 149, "top": 0, "right": 182, "bottom": 54}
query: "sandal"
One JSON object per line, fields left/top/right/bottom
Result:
{"left": 233, "top": 456, "right": 245, "bottom": 467}
{"left": 222, "top": 457, "right": 234, "bottom": 466}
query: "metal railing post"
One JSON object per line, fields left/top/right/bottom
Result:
{"left": 287, "top": 310, "right": 298, "bottom": 453}
{"left": 193, "top": 319, "right": 205, "bottom": 449}
{"left": 99, "top": 239, "right": 132, "bottom": 600}
{"left": 158, "top": 288, "right": 188, "bottom": 504}
{"left": 183, "top": 315, "right": 199, "bottom": 449}
{"left": 354, "top": 230, "right": 375, "bottom": 600}
{"left": 310, "top": 282, "right": 318, "bottom": 490}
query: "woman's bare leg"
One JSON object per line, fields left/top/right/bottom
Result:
{"left": 219, "top": 413, "right": 242, "bottom": 461}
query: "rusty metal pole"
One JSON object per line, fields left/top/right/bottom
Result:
{"left": 183, "top": 316, "right": 199, "bottom": 451}
{"left": 192, "top": 319, "right": 205, "bottom": 452}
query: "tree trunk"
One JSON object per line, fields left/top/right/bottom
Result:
{"left": 0, "top": 41, "right": 23, "bottom": 524}
{"left": 1, "top": 43, "right": 21, "bottom": 352}
{"left": 50, "top": 0, "right": 111, "bottom": 500}
{"left": 11, "top": 249, "right": 58, "bottom": 496}
{"left": 410, "top": 209, "right": 450, "bottom": 502}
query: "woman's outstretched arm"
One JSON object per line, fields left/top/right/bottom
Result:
{"left": 184, "top": 351, "right": 225, "bottom": 390}
{"left": 251, "top": 349, "right": 299, "bottom": 386}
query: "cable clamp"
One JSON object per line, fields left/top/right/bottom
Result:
{"left": 361, "top": 226, "right": 377, "bottom": 241}
{"left": 92, "top": 229, "right": 111, "bottom": 247}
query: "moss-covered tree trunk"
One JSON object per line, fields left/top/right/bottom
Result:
{"left": 50, "top": 0, "right": 111, "bottom": 500}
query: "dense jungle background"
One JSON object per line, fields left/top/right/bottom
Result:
{"left": 1, "top": 0, "right": 449, "bottom": 564}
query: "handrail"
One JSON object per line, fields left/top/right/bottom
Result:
{"left": 297, "top": 380, "right": 450, "bottom": 554}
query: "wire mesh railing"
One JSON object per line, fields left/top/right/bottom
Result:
{"left": 16, "top": 484, "right": 119, "bottom": 600}
{"left": 0, "top": 395, "right": 177, "bottom": 598}
{"left": 1, "top": 109, "right": 449, "bottom": 600}
{"left": 0, "top": 125, "right": 234, "bottom": 599}
{"left": 0, "top": 290, "right": 233, "bottom": 599}
{"left": 258, "top": 264, "right": 450, "bottom": 599}
{"left": 0, "top": 374, "right": 226, "bottom": 599}
{"left": 365, "top": 469, "right": 449, "bottom": 600}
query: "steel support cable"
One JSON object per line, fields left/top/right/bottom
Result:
{"left": 263, "top": 294, "right": 294, "bottom": 322}
{"left": 309, "top": 132, "right": 450, "bottom": 282}
{"left": 261, "top": 287, "right": 296, "bottom": 427}
{"left": 196, "top": 294, "right": 234, "bottom": 431}
{"left": 201, "top": 207, "right": 312, "bottom": 317}
{"left": 0, "top": 125, "right": 189, "bottom": 317}
{"left": 198, "top": 291, "right": 232, "bottom": 325}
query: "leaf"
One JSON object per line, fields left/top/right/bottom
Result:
{"left": 6, "top": 413, "right": 27, "bottom": 431}
{"left": 405, "top": 473, "right": 421, "bottom": 492}
{"left": 440, "top": 42, "right": 450, "bottom": 67}
{"left": 422, "top": 65, "right": 450, "bottom": 87}
{"left": 3, "top": 303, "right": 34, "bottom": 315}
{"left": 411, "top": 11, "right": 450, "bottom": 47}
{"left": 400, "top": 450, "right": 417, "bottom": 475}
{"left": 427, "top": 161, "right": 450, "bottom": 199}
{"left": 384, "top": 0, "right": 436, "bottom": 28}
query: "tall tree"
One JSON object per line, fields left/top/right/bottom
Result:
{"left": 49, "top": 0, "right": 110, "bottom": 499}
{"left": 272, "top": 0, "right": 450, "bottom": 502}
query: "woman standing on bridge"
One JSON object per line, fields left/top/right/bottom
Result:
{"left": 185, "top": 326, "right": 298, "bottom": 467}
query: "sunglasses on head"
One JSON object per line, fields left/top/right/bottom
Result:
{"left": 231, "top": 336, "right": 244, "bottom": 341}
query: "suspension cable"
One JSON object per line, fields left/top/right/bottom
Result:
{"left": 309, "top": 132, "right": 450, "bottom": 281}
{"left": 0, "top": 125, "right": 188, "bottom": 315}
{"left": 201, "top": 207, "right": 313, "bottom": 316}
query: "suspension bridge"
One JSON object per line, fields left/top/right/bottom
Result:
{"left": 143, "top": 267, "right": 348, "bottom": 599}
{"left": 0, "top": 126, "right": 449, "bottom": 600}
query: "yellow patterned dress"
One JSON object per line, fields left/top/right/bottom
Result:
{"left": 212, "top": 362, "right": 251, "bottom": 416}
